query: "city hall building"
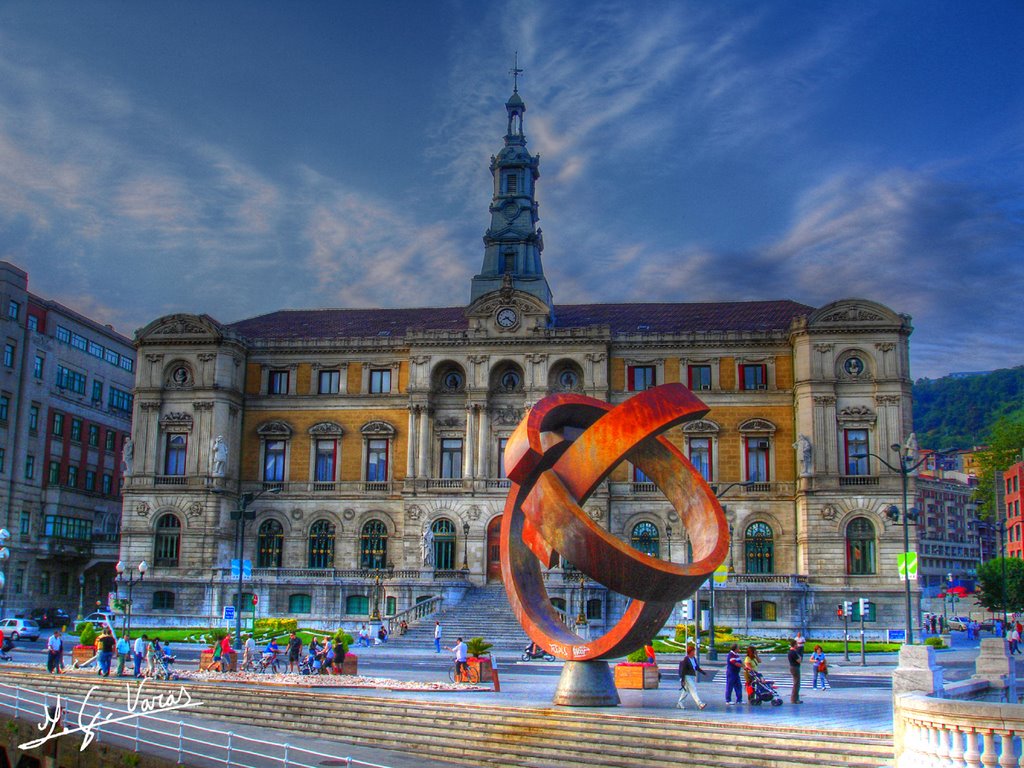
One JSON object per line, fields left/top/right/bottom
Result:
{"left": 119, "top": 86, "right": 917, "bottom": 639}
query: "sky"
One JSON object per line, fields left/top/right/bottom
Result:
{"left": 0, "top": 1, "right": 1021, "bottom": 380}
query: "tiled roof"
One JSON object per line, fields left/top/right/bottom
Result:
{"left": 227, "top": 300, "right": 814, "bottom": 341}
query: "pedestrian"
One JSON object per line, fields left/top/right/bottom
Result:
{"left": 743, "top": 646, "right": 760, "bottom": 704}
{"left": 793, "top": 631, "right": 806, "bottom": 659}
{"left": 46, "top": 629, "right": 63, "bottom": 674}
{"left": 219, "top": 633, "right": 232, "bottom": 673}
{"left": 810, "top": 644, "right": 831, "bottom": 690}
{"left": 133, "top": 634, "right": 148, "bottom": 677}
{"left": 938, "top": 615, "right": 945, "bottom": 633}
{"left": 450, "top": 636, "right": 468, "bottom": 680}
{"left": 788, "top": 638, "right": 803, "bottom": 703}
{"left": 116, "top": 633, "right": 131, "bottom": 676}
{"left": 147, "top": 637, "right": 161, "bottom": 677}
{"left": 243, "top": 633, "right": 257, "bottom": 669}
{"left": 210, "top": 635, "right": 223, "bottom": 672}
{"left": 1009, "top": 626, "right": 1020, "bottom": 655}
{"left": 644, "top": 641, "right": 656, "bottom": 665}
{"left": 676, "top": 643, "right": 707, "bottom": 710}
{"left": 434, "top": 621, "right": 442, "bottom": 653}
{"left": 97, "top": 627, "right": 116, "bottom": 677}
{"left": 932, "top": 615, "right": 938, "bottom": 635}
{"left": 286, "top": 631, "right": 302, "bottom": 673}
{"left": 724, "top": 644, "right": 744, "bottom": 705}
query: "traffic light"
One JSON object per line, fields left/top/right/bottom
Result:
{"left": 681, "top": 601, "right": 691, "bottom": 621}
{"left": 843, "top": 600, "right": 853, "bottom": 617}
{"left": 859, "top": 597, "right": 869, "bottom": 616}
{"left": 836, "top": 604, "right": 844, "bottom": 618}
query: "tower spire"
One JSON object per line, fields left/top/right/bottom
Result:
{"left": 509, "top": 52, "right": 523, "bottom": 93}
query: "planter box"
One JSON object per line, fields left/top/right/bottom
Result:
{"left": 614, "top": 663, "right": 659, "bottom": 689}
{"left": 468, "top": 657, "right": 493, "bottom": 683}
{"left": 199, "top": 650, "right": 237, "bottom": 672}
{"left": 72, "top": 646, "right": 96, "bottom": 667}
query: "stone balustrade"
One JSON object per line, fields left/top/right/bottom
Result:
{"left": 894, "top": 638, "right": 1021, "bottom": 767}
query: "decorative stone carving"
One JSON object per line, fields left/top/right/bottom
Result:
{"left": 813, "top": 395, "right": 837, "bottom": 406}
{"left": 361, "top": 420, "right": 396, "bottom": 437}
{"left": 493, "top": 406, "right": 522, "bottom": 425}
{"left": 875, "top": 342, "right": 895, "bottom": 352}
{"left": 813, "top": 344, "right": 834, "bottom": 353}
{"left": 192, "top": 401, "right": 214, "bottom": 411}
{"left": 257, "top": 420, "right": 293, "bottom": 436}
{"left": 210, "top": 436, "right": 228, "bottom": 477}
{"left": 122, "top": 439, "right": 134, "bottom": 477}
{"left": 406, "top": 504, "right": 422, "bottom": 521}
{"left": 820, "top": 504, "right": 838, "bottom": 521}
{"left": 186, "top": 502, "right": 203, "bottom": 518}
{"left": 290, "top": 508, "right": 303, "bottom": 521}
{"left": 586, "top": 507, "right": 604, "bottom": 522}
{"left": 794, "top": 434, "right": 813, "bottom": 477}
{"left": 468, "top": 505, "right": 482, "bottom": 521}
{"left": 819, "top": 308, "right": 885, "bottom": 323}
{"left": 166, "top": 364, "right": 194, "bottom": 389}
{"left": 683, "top": 419, "right": 720, "bottom": 434}
{"left": 343, "top": 508, "right": 356, "bottom": 521}
{"left": 198, "top": 353, "right": 217, "bottom": 362}
{"left": 139, "top": 401, "right": 162, "bottom": 411}
{"left": 134, "top": 501, "right": 150, "bottom": 518}
{"left": 309, "top": 422, "right": 344, "bottom": 436}
{"left": 875, "top": 394, "right": 901, "bottom": 405}
{"left": 160, "top": 413, "right": 194, "bottom": 431}
{"left": 737, "top": 418, "right": 776, "bottom": 434}
{"left": 437, "top": 416, "right": 462, "bottom": 428}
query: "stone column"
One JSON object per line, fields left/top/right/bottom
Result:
{"left": 417, "top": 407, "right": 430, "bottom": 479}
{"left": 464, "top": 405, "right": 476, "bottom": 479}
{"left": 476, "top": 406, "right": 489, "bottom": 478}
{"left": 406, "top": 407, "right": 417, "bottom": 478}
{"left": 974, "top": 637, "right": 1017, "bottom": 702}
{"left": 812, "top": 395, "right": 836, "bottom": 474}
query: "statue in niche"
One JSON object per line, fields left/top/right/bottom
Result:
{"left": 794, "top": 434, "right": 813, "bottom": 477}
{"left": 210, "top": 435, "right": 228, "bottom": 477}
{"left": 121, "top": 438, "right": 134, "bottom": 477}
{"left": 421, "top": 524, "right": 435, "bottom": 568}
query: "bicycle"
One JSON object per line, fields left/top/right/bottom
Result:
{"left": 448, "top": 662, "right": 480, "bottom": 684}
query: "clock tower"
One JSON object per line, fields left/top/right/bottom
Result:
{"left": 469, "top": 73, "right": 553, "bottom": 318}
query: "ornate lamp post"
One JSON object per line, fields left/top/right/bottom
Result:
{"left": 0, "top": 529, "right": 10, "bottom": 619}
{"left": 114, "top": 560, "right": 148, "bottom": 636}
{"left": 77, "top": 574, "right": 86, "bottom": 620}
{"left": 364, "top": 561, "right": 395, "bottom": 622}
{"left": 851, "top": 442, "right": 941, "bottom": 645}
{"left": 705, "top": 482, "right": 753, "bottom": 660}
{"left": 211, "top": 485, "right": 281, "bottom": 650}
{"left": 461, "top": 521, "right": 470, "bottom": 571}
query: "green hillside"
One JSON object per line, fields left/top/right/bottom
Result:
{"left": 912, "top": 366, "right": 1024, "bottom": 448}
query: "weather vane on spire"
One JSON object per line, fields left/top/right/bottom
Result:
{"left": 510, "top": 51, "right": 523, "bottom": 93}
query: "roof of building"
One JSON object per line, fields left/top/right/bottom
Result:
{"left": 227, "top": 299, "right": 814, "bottom": 341}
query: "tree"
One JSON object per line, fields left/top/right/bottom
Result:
{"left": 972, "top": 414, "right": 1024, "bottom": 519}
{"left": 975, "top": 557, "right": 1024, "bottom": 613}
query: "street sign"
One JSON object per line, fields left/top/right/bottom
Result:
{"left": 897, "top": 552, "right": 918, "bottom": 581}
{"left": 230, "top": 559, "right": 240, "bottom": 579}
{"left": 713, "top": 565, "right": 728, "bottom": 585}
{"left": 252, "top": 594, "right": 259, "bottom": 606}
{"left": 888, "top": 629, "right": 906, "bottom": 643}
{"left": 243, "top": 559, "right": 252, "bottom": 579}
{"left": 223, "top": 605, "right": 236, "bottom": 621}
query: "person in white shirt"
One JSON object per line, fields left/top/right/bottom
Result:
{"left": 434, "top": 621, "right": 442, "bottom": 653}
{"left": 46, "top": 630, "right": 64, "bottom": 674}
{"left": 133, "top": 634, "right": 148, "bottom": 678}
{"left": 451, "top": 636, "right": 468, "bottom": 680}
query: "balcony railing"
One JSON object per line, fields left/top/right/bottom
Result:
{"left": 154, "top": 475, "right": 188, "bottom": 486}
{"left": 41, "top": 537, "right": 92, "bottom": 558}
{"left": 244, "top": 567, "right": 462, "bottom": 581}
{"left": 839, "top": 475, "right": 881, "bottom": 487}
{"left": 240, "top": 480, "right": 397, "bottom": 496}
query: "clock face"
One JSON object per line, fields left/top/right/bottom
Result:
{"left": 496, "top": 307, "right": 519, "bottom": 328}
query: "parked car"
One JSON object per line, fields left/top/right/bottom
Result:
{"left": 0, "top": 618, "right": 41, "bottom": 641}
{"left": 947, "top": 616, "right": 971, "bottom": 631}
{"left": 82, "top": 611, "right": 118, "bottom": 631}
{"left": 15, "top": 607, "right": 70, "bottom": 629}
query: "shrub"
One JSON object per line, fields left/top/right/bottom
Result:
{"left": 77, "top": 623, "right": 98, "bottom": 647}
{"left": 466, "top": 637, "right": 493, "bottom": 657}
{"left": 255, "top": 618, "right": 298, "bottom": 635}
{"left": 626, "top": 647, "right": 648, "bottom": 663}
{"left": 924, "top": 636, "right": 946, "bottom": 649}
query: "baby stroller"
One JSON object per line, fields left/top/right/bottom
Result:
{"left": 297, "top": 654, "right": 315, "bottom": 675}
{"left": 747, "top": 669, "right": 783, "bottom": 706}
{"left": 155, "top": 651, "right": 178, "bottom": 680}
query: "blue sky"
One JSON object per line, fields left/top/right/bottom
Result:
{"left": 0, "top": 1, "right": 1021, "bottom": 379}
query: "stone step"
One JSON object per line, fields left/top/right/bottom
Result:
{"left": 3, "top": 671, "right": 893, "bottom": 768}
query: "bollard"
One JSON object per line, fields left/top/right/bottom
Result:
{"left": 492, "top": 668, "right": 501, "bottom": 692}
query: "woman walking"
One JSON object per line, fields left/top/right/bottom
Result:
{"left": 810, "top": 645, "right": 831, "bottom": 690}
{"left": 743, "top": 646, "right": 761, "bottom": 704}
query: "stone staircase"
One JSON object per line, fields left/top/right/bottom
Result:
{"left": 399, "top": 583, "right": 531, "bottom": 650}
{"left": 3, "top": 670, "right": 895, "bottom": 768}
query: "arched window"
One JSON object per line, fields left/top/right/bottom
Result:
{"left": 153, "top": 514, "right": 181, "bottom": 567}
{"left": 630, "top": 521, "right": 660, "bottom": 558}
{"left": 346, "top": 595, "right": 369, "bottom": 615}
{"left": 744, "top": 522, "right": 774, "bottom": 574}
{"left": 288, "top": 594, "right": 312, "bottom": 614}
{"left": 257, "top": 520, "right": 283, "bottom": 568}
{"left": 751, "top": 600, "right": 777, "bottom": 621}
{"left": 846, "top": 517, "right": 876, "bottom": 575}
{"left": 152, "top": 591, "right": 174, "bottom": 610}
{"left": 431, "top": 518, "right": 456, "bottom": 570}
{"left": 308, "top": 519, "right": 335, "bottom": 569}
{"left": 360, "top": 519, "right": 388, "bottom": 569}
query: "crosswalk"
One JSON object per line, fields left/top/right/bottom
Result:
{"left": 701, "top": 669, "right": 891, "bottom": 691}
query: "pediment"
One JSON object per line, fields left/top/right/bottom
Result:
{"left": 807, "top": 299, "right": 907, "bottom": 329}
{"left": 136, "top": 313, "right": 225, "bottom": 344}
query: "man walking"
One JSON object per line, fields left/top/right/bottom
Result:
{"left": 676, "top": 644, "right": 706, "bottom": 709}
{"left": 724, "top": 644, "right": 744, "bottom": 705}
{"left": 788, "top": 638, "right": 803, "bottom": 703}
{"left": 434, "top": 621, "right": 442, "bottom": 653}
{"left": 116, "top": 633, "right": 131, "bottom": 676}
{"left": 97, "top": 627, "right": 116, "bottom": 677}
{"left": 46, "top": 629, "right": 63, "bottom": 674}
{"left": 286, "top": 631, "right": 303, "bottom": 673}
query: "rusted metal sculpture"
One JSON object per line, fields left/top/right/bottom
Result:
{"left": 501, "top": 384, "right": 729, "bottom": 703}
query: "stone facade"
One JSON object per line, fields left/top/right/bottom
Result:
{"left": 0, "top": 261, "right": 134, "bottom": 620}
{"left": 120, "top": 87, "right": 920, "bottom": 638}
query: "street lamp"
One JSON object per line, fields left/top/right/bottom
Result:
{"left": 665, "top": 524, "right": 672, "bottom": 561}
{"left": 461, "top": 521, "right": 470, "bottom": 571}
{"left": 562, "top": 562, "right": 589, "bottom": 631}
{"left": 77, "top": 574, "right": 85, "bottom": 620}
{"left": 851, "top": 443, "right": 937, "bottom": 645}
{"left": 705, "top": 482, "right": 753, "bottom": 660}
{"left": 364, "top": 561, "right": 395, "bottom": 622}
{"left": 211, "top": 485, "right": 281, "bottom": 651}
{"left": 0, "top": 529, "right": 10, "bottom": 619}
{"left": 114, "top": 560, "right": 148, "bottom": 636}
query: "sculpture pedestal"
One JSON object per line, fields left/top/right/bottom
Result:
{"left": 553, "top": 661, "right": 620, "bottom": 707}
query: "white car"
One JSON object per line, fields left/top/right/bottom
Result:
{"left": 82, "top": 612, "right": 118, "bottom": 631}
{"left": 0, "top": 618, "right": 41, "bottom": 641}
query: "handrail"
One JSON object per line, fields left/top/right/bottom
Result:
{"left": 0, "top": 681, "right": 394, "bottom": 768}
{"left": 385, "top": 595, "right": 444, "bottom": 633}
